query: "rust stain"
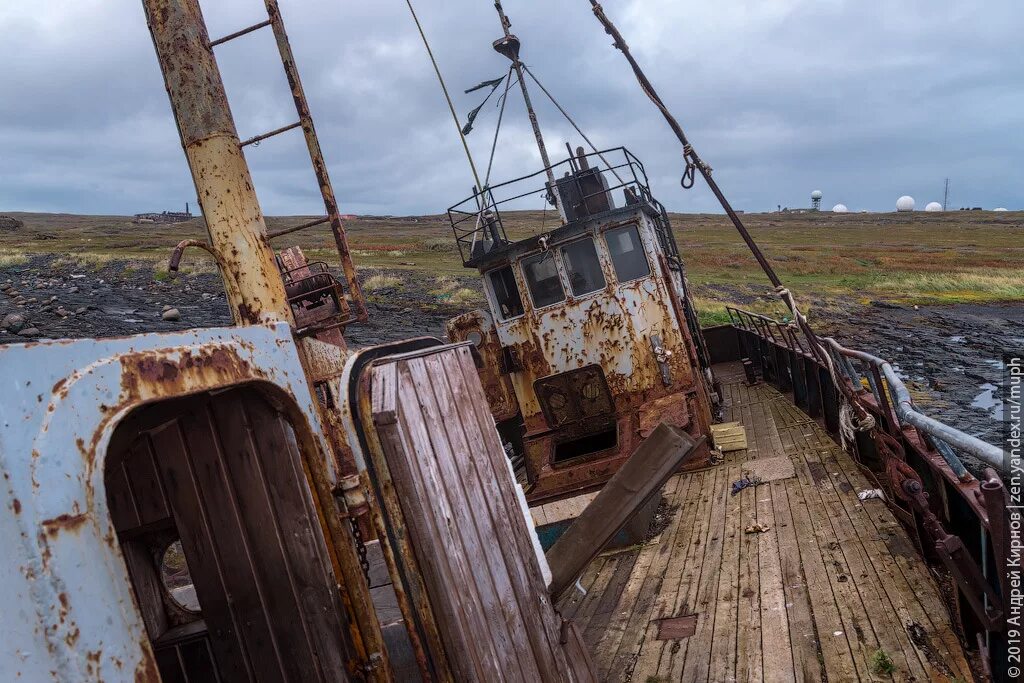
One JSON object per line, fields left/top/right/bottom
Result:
{"left": 42, "top": 513, "right": 88, "bottom": 536}
{"left": 134, "top": 651, "right": 160, "bottom": 682}
{"left": 64, "top": 627, "right": 80, "bottom": 648}
{"left": 119, "top": 345, "right": 260, "bottom": 403}
{"left": 12, "top": 498, "right": 21, "bottom": 514}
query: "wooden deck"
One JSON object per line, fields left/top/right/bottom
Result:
{"left": 558, "top": 362, "right": 974, "bottom": 682}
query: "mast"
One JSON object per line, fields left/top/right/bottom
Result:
{"left": 143, "top": 0, "right": 292, "bottom": 327}
{"left": 492, "top": 2, "right": 561, "bottom": 214}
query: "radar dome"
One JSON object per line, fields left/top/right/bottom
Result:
{"left": 896, "top": 196, "right": 915, "bottom": 212}
{"left": 811, "top": 190, "right": 823, "bottom": 200}
{"left": 924, "top": 202, "right": 942, "bottom": 212}
{"left": 994, "top": 207, "right": 1008, "bottom": 212}
{"left": 832, "top": 204, "right": 848, "bottom": 213}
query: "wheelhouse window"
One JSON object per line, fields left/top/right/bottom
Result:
{"left": 521, "top": 251, "right": 566, "bottom": 308}
{"left": 486, "top": 265, "right": 524, "bottom": 319}
{"left": 605, "top": 224, "right": 650, "bottom": 282}
{"left": 560, "top": 238, "right": 606, "bottom": 296}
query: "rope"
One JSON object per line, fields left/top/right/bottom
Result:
{"left": 521, "top": 64, "right": 626, "bottom": 187}
{"left": 775, "top": 285, "right": 876, "bottom": 443}
{"left": 588, "top": 0, "right": 872, "bottom": 425}
{"left": 404, "top": 0, "right": 482, "bottom": 191}
{"left": 484, "top": 65, "right": 516, "bottom": 188}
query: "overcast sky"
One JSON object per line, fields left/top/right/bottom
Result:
{"left": 1, "top": 1, "right": 1021, "bottom": 216}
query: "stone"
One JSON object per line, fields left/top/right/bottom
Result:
{"left": 0, "top": 216, "right": 24, "bottom": 231}
{"left": 17, "top": 327, "right": 41, "bottom": 337}
{"left": 162, "top": 308, "right": 181, "bottom": 321}
{"left": 1, "top": 313, "right": 25, "bottom": 332}
{"left": 75, "top": 306, "right": 87, "bottom": 314}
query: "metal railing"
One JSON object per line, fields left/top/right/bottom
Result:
{"left": 447, "top": 147, "right": 655, "bottom": 266}
{"left": 725, "top": 305, "right": 1012, "bottom": 671}
{"left": 725, "top": 306, "right": 1006, "bottom": 475}
{"left": 821, "top": 337, "right": 1006, "bottom": 473}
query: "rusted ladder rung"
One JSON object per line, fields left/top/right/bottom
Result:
{"left": 240, "top": 120, "right": 302, "bottom": 147}
{"left": 267, "top": 216, "right": 330, "bottom": 240}
{"left": 209, "top": 19, "right": 272, "bottom": 47}
{"left": 262, "top": 0, "right": 367, "bottom": 321}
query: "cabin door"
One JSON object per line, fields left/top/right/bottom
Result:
{"left": 106, "top": 387, "right": 354, "bottom": 682}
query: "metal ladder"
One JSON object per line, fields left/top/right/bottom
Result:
{"left": 208, "top": 0, "right": 367, "bottom": 323}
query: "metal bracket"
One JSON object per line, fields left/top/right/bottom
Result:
{"left": 650, "top": 334, "right": 672, "bottom": 386}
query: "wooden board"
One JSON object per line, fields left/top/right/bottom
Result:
{"left": 710, "top": 420, "right": 748, "bottom": 452}
{"left": 370, "top": 345, "right": 596, "bottom": 682}
{"left": 562, "top": 361, "right": 975, "bottom": 682}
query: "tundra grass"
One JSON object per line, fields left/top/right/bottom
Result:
{"left": 2, "top": 211, "right": 1021, "bottom": 319}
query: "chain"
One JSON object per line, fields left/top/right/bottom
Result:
{"left": 349, "top": 516, "right": 371, "bottom": 583}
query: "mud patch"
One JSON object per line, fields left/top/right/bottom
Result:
{"left": 906, "top": 621, "right": 954, "bottom": 678}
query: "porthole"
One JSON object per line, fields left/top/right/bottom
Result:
{"left": 160, "top": 539, "right": 200, "bottom": 613}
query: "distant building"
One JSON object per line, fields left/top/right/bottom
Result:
{"left": 133, "top": 203, "right": 194, "bottom": 224}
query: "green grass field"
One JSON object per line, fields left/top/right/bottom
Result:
{"left": 2, "top": 209, "right": 1021, "bottom": 325}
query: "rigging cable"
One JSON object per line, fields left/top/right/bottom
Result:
{"left": 521, "top": 64, "right": 625, "bottom": 187}
{"left": 403, "top": 0, "right": 483, "bottom": 192}
{"left": 484, "top": 65, "right": 517, "bottom": 187}
{"left": 586, "top": 0, "right": 870, "bottom": 425}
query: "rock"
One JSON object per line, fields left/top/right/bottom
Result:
{"left": 17, "top": 327, "right": 41, "bottom": 337}
{"left": 1, "top": 313, "right": 26, "bottom": 332}
{"left": 0, "top": 215, "right": 24, "bottom": 231}
{"left": 39, "top": 304, "right": 52, "bottom": 313}
{"left": 0, "top": 283, "right": 10, "bottom": 292}
{"left": 24, "top": 297, "right": 37, "bottom": 304}
{"left": 67, "top": 286, "right": 79, "bottom": 293}
{"left": 162, "top": 308, "right": 181, "bottom": 321}
{"left": 55, "top": 307, "right": 70, "bottom": 317}
{"left": 162, "top": 304, "right": 172, "bottom": 312}
{"left": 75, "top": 306, "right": 87, "bottom": 314}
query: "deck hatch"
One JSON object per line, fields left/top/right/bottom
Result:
{"left": 654, "top": 614, "right": 698, "bottom": 641}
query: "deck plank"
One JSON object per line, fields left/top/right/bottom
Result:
{"left": 631, "top": 467, "right": 716, "bottom": 677}
{"left": 560, "top": 364, "right": 974, "bottom": 682}
{"left": 783, "top": 404, "right": 931, "bottom": 678}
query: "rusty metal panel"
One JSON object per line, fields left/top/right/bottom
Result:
{"left": 655, "top": 614, "right": 698, "bottom": 640}
{"left": 445, "top": 309, "right": 519, "bottom": 421}
{"left": 492, "top": 212, "right": 696, "bottom": 428}
{"left": 369, "top": 345, "right": 595, "bottom": 682}
{"left": 0, "top": 323, "right": 345, "bottom": 681}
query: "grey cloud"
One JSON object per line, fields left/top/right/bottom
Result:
{"left": 1, "top": 0, "right": 1020, "bottom": 216}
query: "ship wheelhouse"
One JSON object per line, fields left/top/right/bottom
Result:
{"left": 447, "top": 147, "right": 717, "bottom": 503}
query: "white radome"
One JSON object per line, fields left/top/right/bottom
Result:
{"left": 896, "top": 195, "right": 915, "bottom": 212}
{"left": 994, "top": 207, "right": 1009, "bottom": 212}
{"left": 832, "top": 204, "right": 848, "bottom": 213}
{"left": 924, "top": 202, "right": 943, "bottom": 212}
{"left": 811, "top": 190, "right": 823, "bottom": 200}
